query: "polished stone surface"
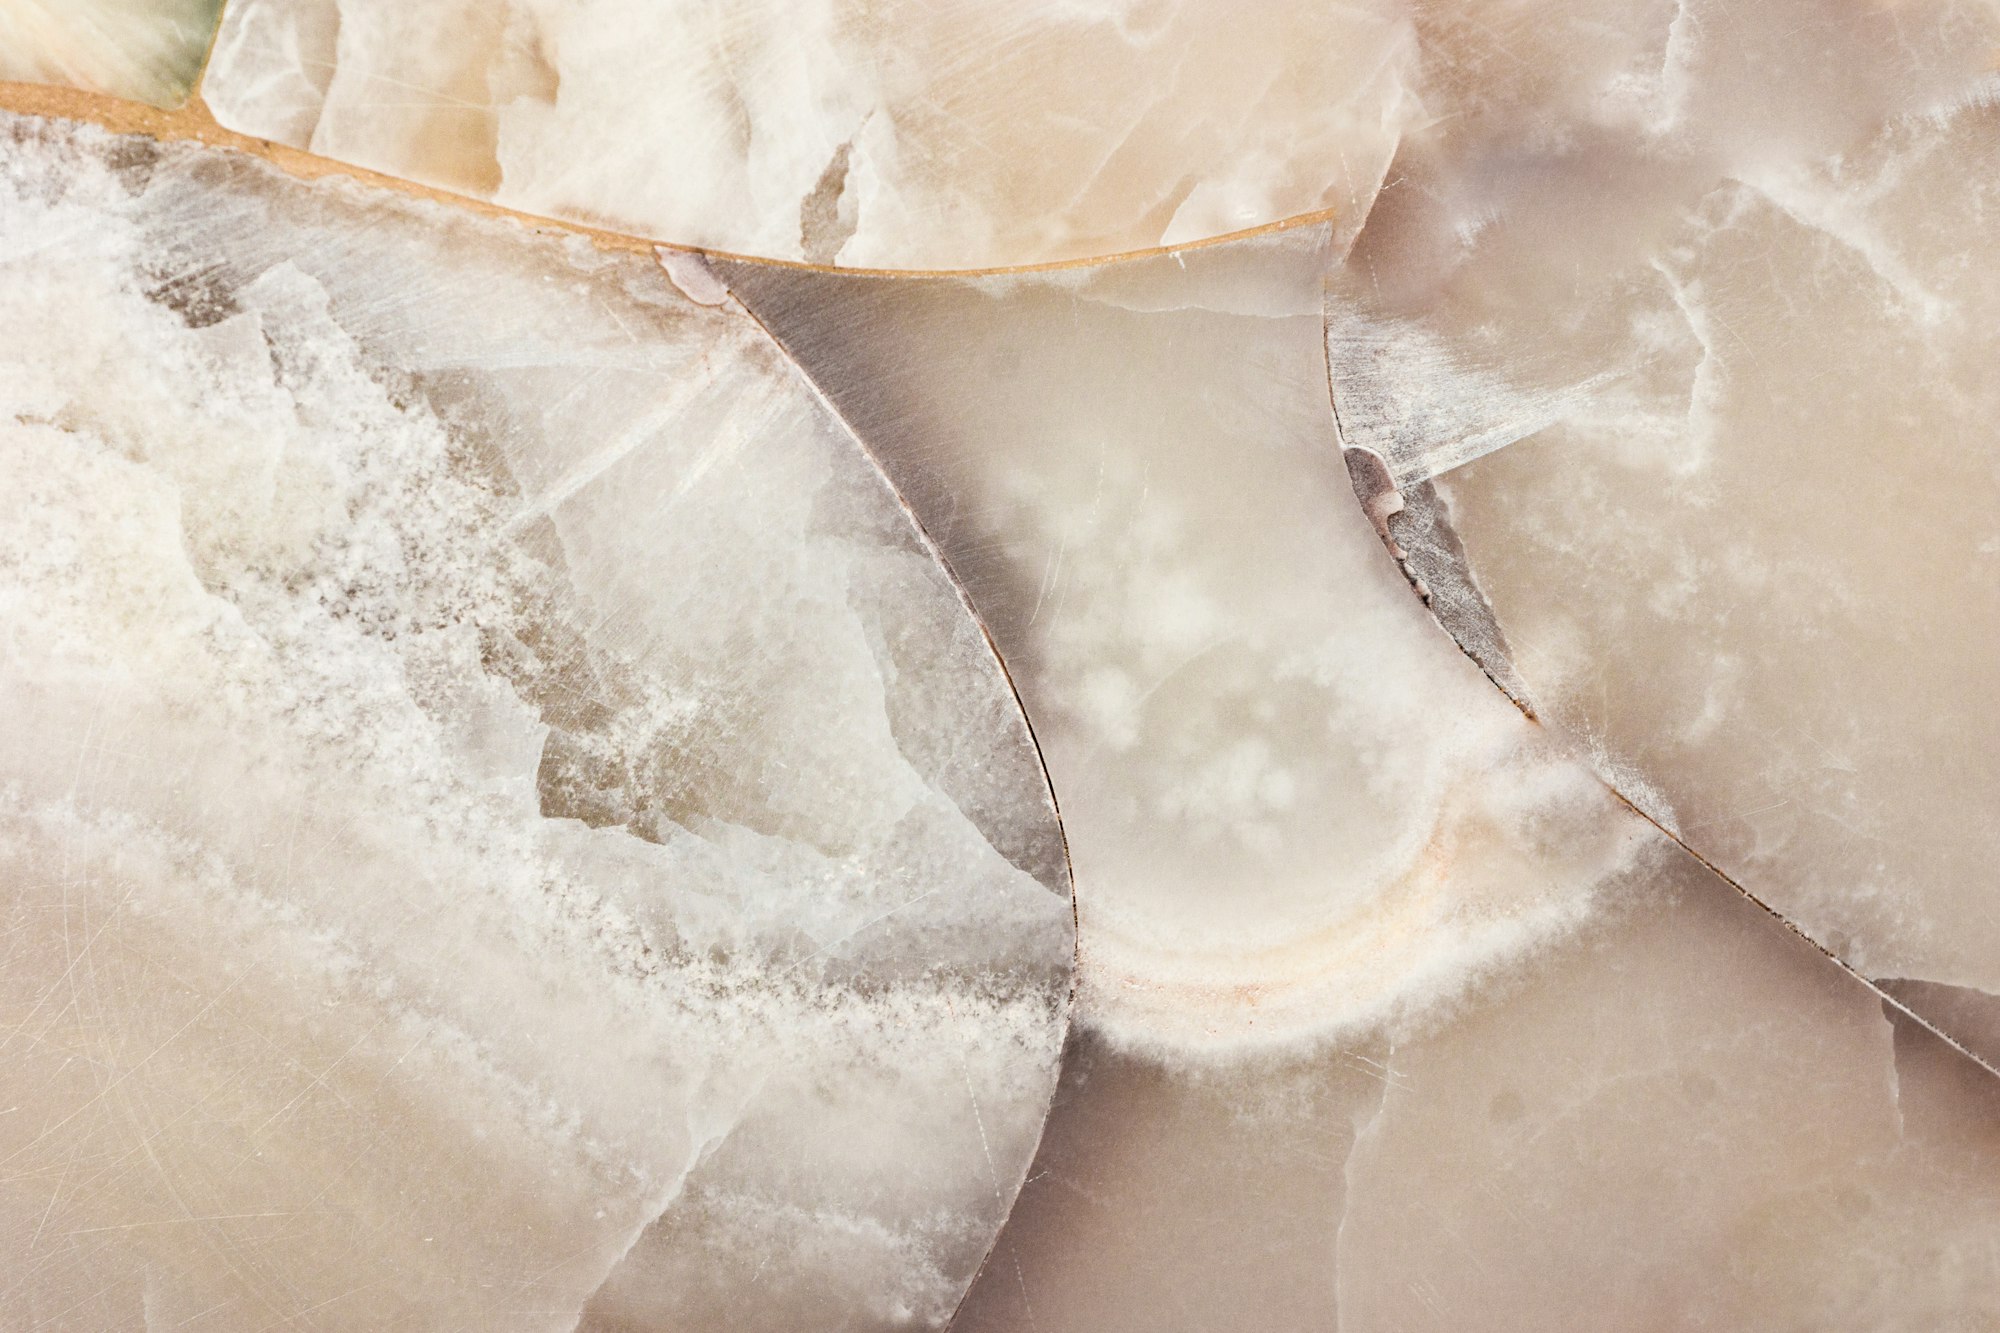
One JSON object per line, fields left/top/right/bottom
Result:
{"left": 720, "top": 223, "right": 2000, "bottom": 1327}
{"left": 956, "top": 848, "right": 2000, "bottom": 1332}
{"left": 724, "top": 236, "right": 1638, "bottom": 1057}
{"left": 201, "top": 0, "right": 1418, "bottom": 268}
{"left": 1327, "top": 0, "right": 2000, "bottom": 1058}
{"left": 2, "top": 1, "right": 1999, "bottom": 1325}
{"left": 0, "top": 112, "right": 1068, "bottom": 1332}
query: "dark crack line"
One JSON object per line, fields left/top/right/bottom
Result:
{"left": 1606, "top": 785, "right": 2000, "bottom": 1084}
{"left": 708, "top": 258, "right": 1082, "bottom": 1333}
{"left": 1343, "top": 453, "right": 2000, "bottom": 1087}
{"left": 1317, "top": 287, "right": 2000, "bottom": 1091}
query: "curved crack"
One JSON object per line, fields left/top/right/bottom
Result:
{"left": 1324, "top": 320, "right": 2000, "bottom": 1091}
{"left": 0, "top": 79, "right": 1347, "bottom": 278}
{"left": 701, "top": 252, "right": 1083, "bottom": 1331}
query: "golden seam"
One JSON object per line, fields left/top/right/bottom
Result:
{"left": 0, "top": 81, "right": 664, "bottom": 254}
{"left": 0, "top": 80, "right": 1340, "bottom": 276}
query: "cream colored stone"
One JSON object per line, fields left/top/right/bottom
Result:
{"left": 959, "top": 843, "right": 2000, "bottom": 1330}
{"left": 0, "top": 113, "right": 1068, "bottom": 1331}
{"left": 10, "top": 0, "right": 2000, "bottom": 1318}
{"left": 727, "top": 225, "right": 2000, "bottom": 1329}
{"left": 200, "top": 0, "right": 1420, "bottom": 268}
{"left": 1328, "top": 0, "right": 2000, "bottom": 1037}
{"left": 723, "top": 233, "right": 1642, "bottom": 1059}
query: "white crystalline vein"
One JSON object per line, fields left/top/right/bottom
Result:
{"left": 723, "top": 234, "right": 1659, "bottom": 1060}
{"left": 202, "top": 0, "right": 1421, "bottom": 268}
{"left": 0, "top": 115, "right": 1067, "bottom": 1332}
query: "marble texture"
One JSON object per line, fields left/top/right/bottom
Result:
{"left": 199, "top": 0, "right": 1420, "bottom": 269}
{"left": 0, "top": 0, "right": 222, "bottom": 106}
{"left": 722, "top": 234, "right": 1641, "bottom": 1058}
{"left": 721, "top": 226, "right": 2000, "bottom": 1327}
{"left": 959, "top": 841, "right": 2000, "bottom": 1332}
{"left": 6, "top": 1, "right": 2000, "bottom": 1322}
{"left": 0, "top": 113, "right": 1069, "bottom": 1331}
{"left": 1327, "top": 0, "right": 2000, "bottom": 1046}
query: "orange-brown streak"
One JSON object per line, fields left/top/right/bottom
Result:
{"left": 0, "top": 80, "right": 1341, "bottom": 277}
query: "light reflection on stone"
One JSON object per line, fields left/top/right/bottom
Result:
{"left": 0, "top": 0, "right": 223, "bottom": 107}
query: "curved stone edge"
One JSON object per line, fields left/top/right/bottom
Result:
{"left": 0, "top": 100, "right": 1081, "bottom": 1328}
{"left": 682, "top": 249, "right": 1082, "bottom": 1326}
{"left": 0, "top": 78, "right": 1347, "bottom": 278}
{"left": 1320, "top": 275, "right": 2000, "bottom": 1094}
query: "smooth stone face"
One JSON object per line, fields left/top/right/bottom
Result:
{"left": 725, "top": 228, "right": 2000, "bottom": 1327}
{"left": 200, "top": 0, "right": 1420, "bottom": 269}
{"left": 722, "top": 234, "right": 1647, "bottom": 1059}
{"left": 10, "top": 1, "right": 2000, "bottom": 1320}
{"left": 1332, "top": 863, "right": 2000, "bottom": 1331}
{"left": 957, "top": 838, "right": 2000, "bottom": 1331}
{"left": 949, "top": 1027, "right": 1385, "bottom": 1331}
{"left": 1326, "top": 0, "right": 2000, "bottom": 1037}
{"left": 0, "top": 113, "right": 1069, "bottom": 1332}
{"left": 1332, "top": 843, "right": 2000, "bottom": 1332}
{"left": 0, "top": 0, "right": 222, "bottom": 106}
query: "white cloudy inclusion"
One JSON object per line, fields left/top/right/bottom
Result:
{"left": 0, "top": 114, "right": 1069, "bottom": 1332}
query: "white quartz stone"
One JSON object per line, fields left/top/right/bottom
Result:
{"left": 1327, "top": 0, "right": 2000, "bottom": 1043}
{"left": 0, "top": 0, "right": 221, "bottom": 106}
{"left": 200, "top": 0, "right": 1420, "bottom": 269}
{"left": 724, "top": 222, "right": 2000, "bottom": 1329}
{"left": 11, "top": 0, "right": 2000, "bottom": 1314}
{"left": 723, "top": 233, "right": 1644, "bottom": 1059}
{"left": 959, "top": 840, "right": 2000, "bottom": 1331}
{"left": 0, "top": 112, "right": 1069, "bottom": 1331}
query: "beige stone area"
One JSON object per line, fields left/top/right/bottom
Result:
{"left": 199, "top": 0, "right": 1420, "bottom": 269}
{"left": 0, "top": 0, "right": 222, "bottom": 106}
{"left": 957, "top": 841, "right": 2000, "bottom": 1332}
{"left": 1327, "top": 0, "right": 2000, "bottom": 1041}
{"left": 722, "top": 234, "right": 1645, "bottom": 1059}
{"left": 722, "top": 217, "right": 2000, "bottom": 1329}
{"left": 0, "top": 113, "right": 1070, "bottom": 1331}
{"left": 3, "top": 0, "right": 2000, "bottom": 1324}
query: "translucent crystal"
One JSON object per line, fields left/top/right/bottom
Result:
{"left": 723, "top": 220, "right": 2000, "bottom": 1327}
{"left": 723, "top": 232, "right": 1641, "bottom": 1057}
{"left": 200, "top": 0, "right": 1420, "bottom": 268}
{"left": 0, "top": 112, "right": 1069, "bottom": 1331}
{"left": 1327, "top": 0, "right": 2000, "bottom": 1042}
